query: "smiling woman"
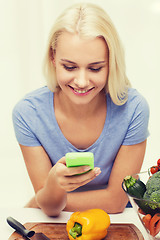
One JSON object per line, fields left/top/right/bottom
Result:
{"left": 52, "top": 32, "right": 109, "bottom": 106}
{"left": 12, "top": 2, "right": 149, "bottom": 216}
{"left": 44, "top": 3, "right": 130, "bottom": 106}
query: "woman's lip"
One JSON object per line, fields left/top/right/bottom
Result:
{"left": 69, "top": 86, "right": 94, "bottom": 95}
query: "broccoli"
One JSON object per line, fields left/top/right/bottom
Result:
{"left": 143, "top": 171, "right": 160, "bottom": 210}
{"left": 150, "top": 190, "right": 160, "bottom": 203}
{"left": 148, "top": 190, "right": 160, "bottom": 209}
{"left": 145, "top": 171, "right": 160, "bottom": 194}
{"left": 143, "top": 191, "right": 151, "bottom": 200}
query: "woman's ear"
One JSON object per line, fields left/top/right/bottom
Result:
{"left": 52, "top": 58, "right": 56, "bottom": 66}
{"left": 50, "top": 46, "right": 56, "bottom": 66}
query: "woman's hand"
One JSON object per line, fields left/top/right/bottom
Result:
{"left": 53, "top": 157, "right": 101, "bottom": 192}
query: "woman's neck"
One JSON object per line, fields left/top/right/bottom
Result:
{"left": 54, "top": 89, "right": 106, "bottom": 120}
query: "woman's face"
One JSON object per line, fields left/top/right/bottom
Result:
{"left": 53, "top": 32, "right": 109, "bottom": 105}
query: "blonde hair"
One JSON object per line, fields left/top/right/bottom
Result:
{"left": 43, "top": 3, "right": 131, "bottom": 105}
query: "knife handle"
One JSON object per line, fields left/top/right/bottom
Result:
{"left": 7, "top": 216, "right": 35, "bottom": 238}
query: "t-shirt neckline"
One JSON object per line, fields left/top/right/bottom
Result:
{"left": 49, "top": 91, "right": 111, "bottom": 151}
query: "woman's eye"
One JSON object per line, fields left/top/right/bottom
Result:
{"left": 62, "top": 64, "right": 103, "bottom": 72}
{"left": 89, "top": 67, "right": 103, "bottom": 72}
{"left": 63, "top": 65, "right": 76, "bottom": 71}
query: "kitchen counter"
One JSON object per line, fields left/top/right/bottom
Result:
{"left": 0, "top": 207, "right": 149, "bottom": 239}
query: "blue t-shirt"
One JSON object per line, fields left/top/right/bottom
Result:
{"left": 12, "top": 86, "right": 149, "bottom": 190}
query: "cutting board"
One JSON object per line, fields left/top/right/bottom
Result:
{"left": 8, "top": 222, "right": 144, "bottom": 240}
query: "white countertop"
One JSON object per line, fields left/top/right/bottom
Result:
{"left": 0, "top": 207, "right": 149, "bottom": 239}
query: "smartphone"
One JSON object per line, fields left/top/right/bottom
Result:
{"left": 65, "top": 152, "right": 94, "bottom": 170}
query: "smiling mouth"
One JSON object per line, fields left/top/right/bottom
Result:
{"left": 69, "top": 86, "right": 94, "bottom": 94}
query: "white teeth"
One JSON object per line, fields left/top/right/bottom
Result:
{"left": 74, "top": 89, "right": 88, "bottom": 93}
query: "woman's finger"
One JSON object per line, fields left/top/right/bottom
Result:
{"left": 64, "top": 173, "right": 99, "bottom": 191}
{"left": 59, "top": 167, "right": 101, "bottom": 191}
{"left": 64, "top": 165, "right": 92, "bottom": 176}
{"left": 66, "top": 167, "right": 101, "bottom": 183}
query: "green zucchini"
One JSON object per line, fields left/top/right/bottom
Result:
{"left": 123, "top": 175, "right": 146, "bottom": 198}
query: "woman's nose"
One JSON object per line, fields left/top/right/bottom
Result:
{"left": 74, "top": 70, "right": 89, "bottom": 88}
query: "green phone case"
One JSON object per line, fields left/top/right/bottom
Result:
{"left": 65, "top": 152, "right": 94, "bottom": 169}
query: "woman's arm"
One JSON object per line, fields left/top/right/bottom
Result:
{"left": 64, "top": 140, "right": 147, "bottom": 213}
{"left": 19, "top": 144, "right": 66, "bottom": 216}
{"left": 19, "top": 144, "right": 100, "bottom": 216}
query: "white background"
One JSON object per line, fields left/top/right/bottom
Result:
{"left": 0, "top": 0, "right": 160, "bottom": 207}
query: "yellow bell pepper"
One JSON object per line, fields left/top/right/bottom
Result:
{"left": 66, "top": 208, "right": 110, "bottom": 240}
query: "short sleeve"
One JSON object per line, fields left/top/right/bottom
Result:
{"left": 122, "top": 96, "right": 150, "bottom": 145}
{"left": 12, "top": 100, "right": 41, "bottom": 146}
